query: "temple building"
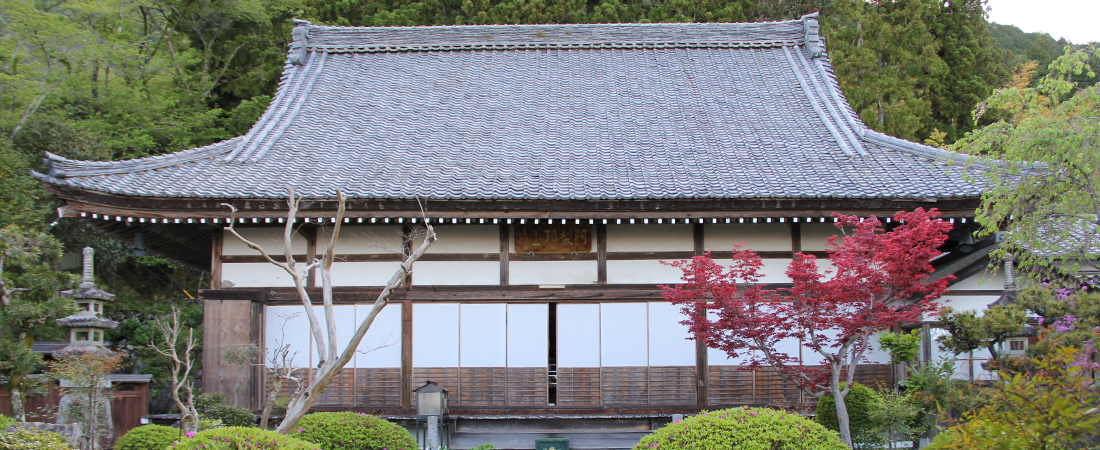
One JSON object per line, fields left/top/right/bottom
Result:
{"left": 35, "top": 13, "right": 1005, "bottom": 448}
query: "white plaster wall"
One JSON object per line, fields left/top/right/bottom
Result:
{"left": 557, "top": 304, "right": 601, "bottom": 367}
{"left": 223, "top": 228, "right": 307, "bottom": 255}
{"left": 606, "top": 224, "right": 693, "bottom": 252}
{"left": 329, "top": 261, "right": 404, "bottom": 286}
{"left": 413, "top": 261, "right": 500, "bottom": 285}
{"left": 507, "top": 304, "right": 548, "bottom": 368}
{"left": 606, "top": 260, "right": 687, "bottom": 284}
{"left": 648, "top": 302, "right": 695, "bottom": 366}
{"left": 413, "top": 303, "right": 459, "bottom": 367}
{"left": 704, "top": 223, "right": 791, "bottom": 252}
{"left": 708, "top": 346, "right": 756, "bottom": 365}
{"left": 510, "top": 261, "right": 598, "bottom": 285}
{"left": 710, "top": 259, "right": 794, "bottom": 283}
{"left": 319, "top": 225, "right": 403, "bottom": 254}
{"left": 354, "top": 304, "right": 402, "bottom": 368}
{"left": 460, "top": 304, "right": 507, "bottom": 367}
{"left": 800, "top": 223, "right": 843, "bottom": 251}
{"left": 601, "top": 303, "right": 648, "bottom": 367}
{"left": 326, "top": 305, "right": 357, "bottom": 364}
{"left": 265, "top": 305, "right": 314, "bottom": 367}
{"left": 931, "top": 295, "right": 1002, "bottom": 316}
{"left": 950, "top": 269, "right": 1005, "bottom": 291}
{"left": 427, "top": 225, "right": 498, "bottom": 253}
{"left": 222, "top": 263, "right": 297, "bottom": 287}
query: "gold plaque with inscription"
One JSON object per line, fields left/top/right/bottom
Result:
{"left": 514, "top": 224, "right": 591, "bottom": 254}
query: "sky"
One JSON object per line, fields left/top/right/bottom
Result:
{"left": 986, "top": 0, "right": 1100, "bottom": 44}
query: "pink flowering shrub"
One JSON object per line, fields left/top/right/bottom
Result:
{"left": 633, "top": 407, "right": 845, "bottom": 450}
{"left": 295, "top": 412, "right": 416, "bottom": 450}
{"left": 172, "top": 426, "right": 320, "bottom": 450}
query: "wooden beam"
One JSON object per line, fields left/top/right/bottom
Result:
{"left": 500, "top": 224, "right": 509, "bottom": 286}
{"left": 791, "top": 221, "right": 801, "bottom": 254}
{"left": 305, "top": 225, "right": 317, "bottom": 288}
{"left": 251, "top": 300, "right": 263, "bottom": 410}
{"left": 210, "top": 229, "right": 223, "bottom": 289}
{"left": 596, "top": 224, "right": 607, "bottom": 284}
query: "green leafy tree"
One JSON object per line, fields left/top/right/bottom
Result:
{"left": 937, "top": 304, "right": 1028, "bottom": 362}
{"left": 0, "top": 226, "right": 76, "bottom": 420}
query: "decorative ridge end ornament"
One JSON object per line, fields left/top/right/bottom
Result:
{"left": 290, "top": 20, "right": 311, "bottom": 66}
{"left": 802, "top": 12, "right": 822, "bottom": 58}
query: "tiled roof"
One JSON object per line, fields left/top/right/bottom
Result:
{"left": 34, "top": 15, "right": 986, "bottom": 201}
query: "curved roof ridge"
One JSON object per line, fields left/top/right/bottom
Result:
{"left": 862, "top": 130, "right": 978, "bottom": 166}
{"left": 781, "top": 45, "right": 854, "bottom": 157}
{"left": 247, "top": 52, "right": 329, "bottom": 163}
{"left": 43, "top": 137, "right": 241, "bottom": 178}
{"left": 794, "top": 45, "right": 866, "bottom": 156}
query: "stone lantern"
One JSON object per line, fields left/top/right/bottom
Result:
{"left": 56, "top": 248, "right": 118, "bottom": 351}
{"left": 413, "top": 381, "right": 450, "bottom": 450}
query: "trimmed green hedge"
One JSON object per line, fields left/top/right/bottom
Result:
{"left": 0, "top": 428, "right": 72, "bottom": 450}
{"left": 633, "top": 407, "right": 846, "bottom": 450}
{"left": 172, "top": 426, "right": 320, "bottom": 450}
{"left": 115, "top": 424, "right": 181, "bottom": 450}
{"left": 194, "top": 393, "right": 256, "bottom": 427}
{"left": 295, "top": 412, "right": 417, "bottom": 450}
{"left": 815, "top": 382, "right": 883, "bottom": 445}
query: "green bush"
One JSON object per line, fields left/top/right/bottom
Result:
{"left": 115, "top": 424, "right": 181, "bottom": 450}
{"left": 924, "top": 418, "right": 1025, "bottom": 450}
{"left": 633, "top": 407, "right": 846, "bottom": 450}
{"left": 0, "top": 428, "right": 72, "bottom": 450}
{"left": 295, "top": 412, "right": 417, "bottom": 450}
{"left": 194, "top": 393, "right": 257, "bottom": 427}
{"left": 173, "top": 426, "right": 320, "bottom": 450}
{"left": 471, "top": 445, "right": 495, "bottom": 450}
{"left": 0, "top": 415, "right": 14, "bottom": 432}
{"left": 815, "top": 382, "right": 883, "bottom": 446}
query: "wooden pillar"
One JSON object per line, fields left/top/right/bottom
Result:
{"left": 251, "top": 299, "right": 264, "bottom": 410}
{"left": 210, "top": 229, "right": 223, "bottom": 289}
{"left": 202, "top": 299, "right": 253, "bottom": 407}
{"left": 401, "top": 298, "right": 413, "bottom": 410}
{"left": 693, "top": 223, "right": 708, "bottom": 407}
{"left": 596, "top": 224, "right": 607, "bottom": 284}
{"left": 791, "top": 221, "right": 802, "bottom": 254}
{"left": 500, "top": 224, "right": 509, "bottom": 285}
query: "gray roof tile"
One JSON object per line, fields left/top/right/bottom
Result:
{"left": 35, "top": 15, "right": 986, "bottom": 201}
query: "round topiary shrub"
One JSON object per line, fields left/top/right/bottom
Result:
{"left": 815, "top": 382, "right": 882, "bottom": 445}
{"left": 115, "top": 424, "right": 181, "bottom": 450}
{"left": 172, "top": 426, "right": 320, "bottom": 450}
{"left": 194, "top": 393, "right": 257, "bottom": 427}
{"left": 633, "top": 407, "right": 846, "bottom": 450}
{"left": 0, "top": 428, "right": 72, "bottom": 450}
{"left": 295, "top": 412, "right": 417, "bottom": 450}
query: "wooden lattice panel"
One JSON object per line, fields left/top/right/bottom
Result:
{"left": 413, "top": 367, "right": 461, "bottom": 407}
{"left": 556, "top": 367, "right": 601, "bottom": 406}
{"left": 506, "top": 367, "right": 548, "bottom": 406}
{"left": 459, "top": 367, "right": 508, "bottom": 406}
{"left": 853, "top": 364, "right": 895, "bottom": 390}
{"left": 601, "top": 367, "right": 649, "bottom": 405}
{"left": 313, "top": 368, "right": 355, "bottom": 407}
{"left": 708, "top": 366, "right": 754, "bottom": 405}
{"left": 355, "top": 368, "right": 401, "bottom": 407}
{"left": 648, "top": 366, "right": 696, "bottom": 405}
{"left": 753, "top": 367, "right": 802, "bottom": 405}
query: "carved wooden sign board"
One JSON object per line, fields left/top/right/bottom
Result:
{"left": 514, "top": 224, "right": 592, "bottom": 254}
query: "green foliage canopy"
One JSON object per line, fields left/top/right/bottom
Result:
{"left": 634, "top": 407, "right": 847, "bottom": 450}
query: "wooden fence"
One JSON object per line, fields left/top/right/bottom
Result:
{"left": 0, "top": 380, "right": 150, "bottom": 440}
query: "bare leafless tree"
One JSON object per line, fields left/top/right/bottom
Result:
{"left": 150, "top": 306, "right": 200, "bottom": 433}
{"left": 222, "top": 187, "right": 436, "bottom": 433}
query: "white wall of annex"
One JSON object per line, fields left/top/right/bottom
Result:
{"left": 265, "top": 305, "right": 314, "bottom": 367}
{"left": 606, "top": 224, "right": 693, "bottom": 252}
{"left": 931, "top": 295, "right": 1003, "bottom": 316}
{"left": 704, "top": 223, "right": 791, "bottom": 252}
{"left": 800, "top": 223, "right": 843, "bottom": 251}
{"left": 223, "top": 228, "right": 307, "bottom": 255}
{"left": 414, "top": 261, "right": 499, "bottom": 285}
{"left": 606, "top": 260, "right": 687, "bottom": 284}
{"left": 949, "top": 269, "right": 1005, "bottom": 291}
{"left": 460, "top": 304, "right": 507, "bottom": 367}
{"left": 557, "top": 304, "right": 600, "bottom": 367}
{"left": 413, "top": 303, "right": 459, "bottom": 367}
{"left": 222, "top": 263, "right": 297, "bottom": 287}
{"left": 600, "top": 303, "right": 648, "bottom": 367}
{"left": 354, "top": 304, "right": 402, "bottom": 368}
{"left": 710, "top": 259, "right": 794, "bottom": 283}
{"left": 647, "top": 302, "right": 695, "bottom": 366}
{"left": 507, "top": 304, "right": 548, "bottom": 368}
{"left": 319, "top": 225, "right": 403, "bottom": 254}
{"left": 510, "top": 261, "right": 598, "bottom": 285}
{"left": 428, "top": 225, "right": 498, "bottom": 253}
{"left": 329, "top": 262, "right": 404, "bottom": 286}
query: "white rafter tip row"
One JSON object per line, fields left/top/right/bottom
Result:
{"left": 630, "top": 219, "right": 635, "bottom": 224}
{"left": 520, "top": 219, "right": 526, "bottom": 224}
{"left": 493, "top": 219, "right": 499, "bottom": 224}
{"left": 80, "top": 212, "right": 87, "bottom": 217}
{"left": 371, "top": 218, "right": 377, "bottom": 223}
{"left": 644, "top": 219, "right": 649, "bottom": 224}
{"left": 507, "top": 219, "right": 512, "bottom": 224}
{"left": 739, "top": 218, "right": 744, "bottom": 223}
{"left": 385, "top": 218, "right": 391, "bottom": 223}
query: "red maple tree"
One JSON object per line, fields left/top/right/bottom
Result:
{"left": 662, "top": 209, "right": 953, "bottom": 446}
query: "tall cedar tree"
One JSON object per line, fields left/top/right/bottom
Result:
{"left": 662, "top": 209, "right": 952, "bottom": 447}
